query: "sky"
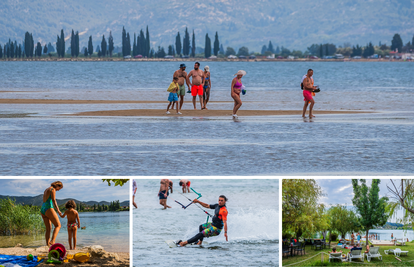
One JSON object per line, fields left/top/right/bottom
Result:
{"left": 0, "top": 179, "right": 129, "bottom": 202}
{"left": 317, "top": 178, "right": 406, "bottom": 222}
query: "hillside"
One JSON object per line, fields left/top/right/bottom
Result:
{"left": 0, "top": 195, "right": 129, "bottom": 207}
{"left": 1, "top": 0, "right": 413, "bottom": 51}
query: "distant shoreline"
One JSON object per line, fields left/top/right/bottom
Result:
{"left": 0, "top": 58, "right": 411, "bottom": 63}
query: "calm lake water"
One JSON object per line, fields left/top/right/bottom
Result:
{"left": 0, "top": 61, "right": 413, "bottom": 175}
{"left": 133, "top": 179, "right": 279, "bottom": 266}
{"left": 0, "top": 212, "right": 129, "bottom": 252}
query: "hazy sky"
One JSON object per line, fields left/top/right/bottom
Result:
{"left": 317, "top": 178, "right": 406, "bottom": 221}
{"left": 0, "top": 179, "right": 129, "bottom": 202}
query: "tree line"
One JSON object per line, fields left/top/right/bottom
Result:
{"left": 1, "top": 29, "right": 413, "bottom": 59}
{"left": 61, "top": 200, "right": 128, "bottom": 212}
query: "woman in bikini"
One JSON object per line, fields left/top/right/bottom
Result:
{"left": 40, "top": 181, "right": 63, "bottom": 247}
{"left": 231, "top": 70, "right": 246, "bottom": 118}
{"left": 203, "top": 66, "right": 211, "bottom": 110}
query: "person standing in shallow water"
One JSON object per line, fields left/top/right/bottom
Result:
{"left": 231, "top": 70, "right": 246, "bottom": 118}
{"left": 40, "top": 181, "right": 63, "bottom": 247}
{"left": 158, "top": 179, "right": 173, "bottom": 209}
{"left": 173, "top": 64, "right": 190, "bottom": 111}
{"left": 302, "top": 69, "right": 318, "bottom": 118}
{"left": 187, "top": 62, "right": 205, "bottom": 110}
{"left": 202, "top": 66, "right": 211, "bottom": 110}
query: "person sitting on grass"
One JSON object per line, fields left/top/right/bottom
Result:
{"left": 60, "top": 200, "right": 80, "bottom": 250}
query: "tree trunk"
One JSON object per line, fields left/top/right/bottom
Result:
{"left": 366, "top": 229, "right": 369, "bottom": 247}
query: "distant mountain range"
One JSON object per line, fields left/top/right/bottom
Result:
{"left": 1, "top": 0, "right": 414, "bottom": 51}
{"left": 0, "top": 195, "right": 129, "bottom": 207}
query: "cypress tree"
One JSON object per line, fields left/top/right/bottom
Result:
{"left": 325, "top": 44, "right": 329, "bottom": 56}
{"left": 191, "top": 30, "right": 195, "bottom": 57}
{"left": 139, "top": 30, "right": 145, "bottom": 56}
{"left": 261, "top": 45, "right": 267, "bottom": 54}
{"left": 183, "top": 27, "right": 190, "bottom": 56}
{"left": 267, "top": 41, "right": 274, "bottom": 53}
{"left": 0, "top": 45, "right": 2, "bottom": 59}
{"left": 213, "top": 32, "right": 219, "bottom": 56}
{"left": 4, "top": 44, "right": 6, "bottom": 59}
{"left": 126, "top": 32, "right": 131, "bottom": 56}
{"left": 122, "top": 27, "right": 126, "bottom": 56}
{"left": 60, "top": 29, "right": 65, "bottom": 58}
{"left": 56, "top": 35, "right": 61, "bottom": 57}
{"left": 391, "top": 33, "right": 403, "bottom": 52}
{"left": 109, "top": 31, "right": 114, "bottom": 57}
{"left": 84, "top": 47, "right": 88, "bottom": 57}
{"left": 71, "top": 29, "right": 75, "bottom": 57}
{"left": 168, "top": 45, "right": 174, "bottom": 56}
{"left": 204, "top": 33, "right": 211, "bottom": 58}
{"left": 36, "top": 42, "right": 42, "bottom": 57}
{"left": 43, "top": 44, "right": 47, "bottom": 54}
{"left": 319, "top": 44, "right": 323, "bottom": 58}
{"left": 146, "top": 26, "right": 150, "bottom": 57}
{"left": 88, "top": 36, "right": 93, "bottom": 57}
{"left": 101, "top": 35, "right": 107, "bottom": 58}
{"left": 133, "top": 33, "right": 137, "bottom": 56}
{"left": 14, "top": 41, "right": 18, "bottom": 58}
{"left": 175, "top": 32, "right": 181, "bottom": 56}
{"left": 75, "top": 31, "right": 79, "bottom": 57}
{"left": 412, "top": 35, "right": 414, "bottom": 48}
{"left": 18, "top": 44, "right": 22, "bottom": 58}
{"left": 10, "top": 41, "right": 14, "bottom": 58}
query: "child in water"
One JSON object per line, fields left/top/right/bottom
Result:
{"left": 60, "top": 200, "right": 80, "bottom": 250}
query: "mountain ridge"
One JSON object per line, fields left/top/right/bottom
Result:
{"left": 1, "top": 0, "right": 414, "bottom": 51}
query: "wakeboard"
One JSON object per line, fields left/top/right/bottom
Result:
{"left": 165, "top": 240, "right": 208, "bottom": 248}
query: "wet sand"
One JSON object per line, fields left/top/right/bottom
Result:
{"left": 72, "top": 109, "right": 370, "bottom": 117}
{"left": 0, "top": 246, "right": 129, "bottom": 267}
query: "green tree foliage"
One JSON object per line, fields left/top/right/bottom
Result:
{"left": 102, "top": 179, "right": 129, "bottom": 187}
{"left": 352, "top": 179, "right": 389, "bottom": 245}
{"left": 71, "top": 29, "right": 75, "bottom": 57}
{"left": 122, "top": 27, "right": 127, "bottom": 56}
{"left": 133, "top": 33, "right": 137, "bottom": 56}
{"left": 237, "top": 46, "right": 249, "bottom": 56}
{"left": 43, "top": 44, "right": 47, "bottom": 54}
{"left": 0, "top": 45, "right": 2, "bottom": 58}
{"left": 47, "top": 42, "right": 55, "bottom": 53}
{"left": 175, "top": 32, "right": 181, "bottom": 56}
{"left": 219, "top": 44, "right": 224, "bottom": 55}
{"left": 204, "top": 33, "right": 211, "bottom": 58}
{"left": 137, "top": 29, "right": 146, "bottom": 56}
{"left": 75, "top": 31, "right": 79, "bottom": 57}
{"left": 60, "top": 29, "right": 65, "bottom": 58}
{"left": 351, "top": 45, "right": 363, "bottom": 57}
{"left": 387, "top": 179, "right": 414, "bottom": 226}
{"left": 261, "top": 45, "right": 267, "bottom": 55}
{"left": 155, "top": 46, "right": 166, "bottom": 58}
{"left": 87, "top": 36, "right": 93, "bottom": 57}
{"left": 191, "top": 30, "right": 196, "bottom": 57}
{"left": 56, "top": 35, "right": 61, "bottom": 57}
{"left": 362, "top": 42, "right": 375, "bottom": 58}
{"left": 183, "top": 28, "right": 190, "bottom": 56}
{"left": 225, "top": 47, "right": 236, "bottom": 56}
{"left": 168, "top": 45, "right": 174, "bottom": 56}
{"left": 108, "top": 31, "right": 114, "bottom": 57}
{"left": 101, "top": 35, "right": 107, "bottom": 58}
{"left": 280, "top": 47, "right": 291, "bottom": 57}
{"left": 328, "top": 205, "right": 359, "bottom": 239}
{"left": 146, "top": 26, "right": 151, "bottom": 57}
{"left": 319, "top": 43, "right": 323, "bottom": 58}
{"left": 36, "top": 42, "right": 42, "bottom": 57}
{"left": 213, "top": 32, "right": 219, "bottom": 56}
{"left": 267, "top": 41, "right": 274, "bottom": 53}
{"left": 149, "top": 48, "right": 154, "bottom": 58}
{"left": 126, "top": 32, "right": 131, "bottom": 56}
{"left": 83, "top": 47, "right": 88, "bottom": 57}
{"left": 283, "top": 179, "right": 325, "bottom": 240}
{"left": 24, "top": 32, "right": 34, "bottom": 58}
{"left": 275, "top": 46, "right": 280, "bottom": 54}
{"left": 391, "top": 33, "right": 403, "bottom": 52}
{"left": 10, "top": 40, "right": 14, "bottom": 58}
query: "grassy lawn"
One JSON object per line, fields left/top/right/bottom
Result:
{"left": 282, "top": 242, "right": 414, "bottom": 266}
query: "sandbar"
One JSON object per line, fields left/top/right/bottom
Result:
{"left": 0, "top": 99, "right": 231, "bottom": 104}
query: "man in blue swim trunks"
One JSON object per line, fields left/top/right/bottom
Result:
{"left": 159, "top": 179, "right": 173, "bottom": 209}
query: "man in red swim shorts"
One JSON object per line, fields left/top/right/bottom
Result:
{"left": 187, "top": 62, "right": 205, "bottom": 110}
{"left": 302, "top": 69, "right": 318, "bottom": 118}
{"left": 179, "top": 179, "right": 191, "bottom": 193}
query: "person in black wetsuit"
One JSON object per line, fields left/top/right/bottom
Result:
{"left": 178, "top": 195, "right": 228, "bottom": 246}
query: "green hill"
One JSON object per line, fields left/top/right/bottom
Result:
{"left": 1, "top": 0, "right": 413, "bottom": 51}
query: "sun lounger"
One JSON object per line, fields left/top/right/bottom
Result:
{"left": 329, "top": 252, "right": 343, "bottom": 262}
{"left": 349, "top": 249, "right": 364, "bottom": 262}
{"left": 384, "top": 249, "right": 394, "bottom": 255}
{"left": 394, "top": 248, "right": 409, "bottom": 257}
{"left": 396, "top": 239, "right": 406, "bottom": 246}
{"left": 366, "top": 247, "right": 382, "bottom": 262}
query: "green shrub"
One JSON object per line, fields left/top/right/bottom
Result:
{"left": 330, "top": 233, "right": 338, "bottom": 241}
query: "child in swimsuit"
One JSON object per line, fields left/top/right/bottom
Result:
{"left": 60, "top": 200, "right": 80, "bottom": 250}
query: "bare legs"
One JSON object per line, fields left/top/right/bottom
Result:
{"left": 232, "top": 94, "right": 242, "bottom": 116}
{"left": 179, "top": 95, "right": 184, "bottom": 110}
{"left": 132, "top": 195, "right": 137, "bottom": 208}
{"left": 68, "top": 226, "right": 78, "bottom": 250}
{"left": 44, "top": 209, "right": 61, "bottom": 246}
{"left": 159, "top": 199, "right": 171, "bottom": 210}
{"left": 302, "top": 99, "right": 315, "bottom": 117}
{"left": 193, "top": 95, "right": 204, "bottom": 110}
{"left": 41, "top": 214, "right": 52, "bottom": 247}
{"left": 203, "top": 89, "right": 210, "bottom": 110}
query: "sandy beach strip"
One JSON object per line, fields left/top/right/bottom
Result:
{"left": 71, "top": 109, "right": 370, "bottom": 117}
{"left": 0, "top": 98, "right": 232, "bottom": 104}
{"left": 0, "top": 246, "right": 129, "bottom": 267}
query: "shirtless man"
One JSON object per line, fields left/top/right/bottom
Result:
{"left": 159, "top": 179, "right": 173, "bottom": 209}
{"left": 179, "top": 179, "right": 191, "bottom": 193}
{"left": 173, "top": 64, "right": 190, "bottom": 111}
{"left": 187, "top": 62, "right": 205, "bottom": 110}
{"left": 302, "top": 69, "right": 318, "bottom": 118}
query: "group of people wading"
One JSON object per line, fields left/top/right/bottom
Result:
{"left": 167, "top": 63, "right": 318, "bottom": 118}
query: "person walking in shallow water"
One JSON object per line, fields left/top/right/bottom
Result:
{"left": 231, "top": 70, "right": 246, "bottom": 118}
{"left": 187, "top": 62, "right": 205, "bottom": 110}
{"left": 40, "top": 181, "right": 63, "bottom": 247}
{"left": 302, "top": 69, "right": 318, "bottom": 118}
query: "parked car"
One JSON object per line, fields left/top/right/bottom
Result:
{"left": 181, "top": 55, "right": 190, "bottom": 58}
{"left": 123, "top": 55, "right": 131, "bottom": 59}
{"left": 164, "top": 55, "right": 174, "bottom": 59}
{"left": 334, "top": 54, "right": 344, "bottom": 59}
{"left": 134, "top": 55, "right": 143, "bottom": 58}
{"left": 276, "top": 56, "right": 284, "bottom": 59}
{"left": 208, "top": 55, "right": 217, "bottom": 59}
{"left": 352, "top": 56, "right": 362, "bottom": 59}
{"left": 287, "top": 56, "right": 295, "bottom": 60}
{"left": 249, "top": 55, "right": 257, "bottom": 59}
{"left": 227, "top": 55, "right": 237, "bottom": 59}
{"left": 238, "top": 55, "right": 247, "bottom": 59}
{"left": 310, "top": 56, "right": 318, "bottom": 59}
{"left": 323, "top": 56, "right": 334, "bottom": 59}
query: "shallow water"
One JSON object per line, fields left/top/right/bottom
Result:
{"left": 133, "top": 179, "right": 278, "bottom": 266}
{"left": 0, "top": 62, "right": 413, "bottom": 175}
{"left": 0, "top": 212, "right": 129, "bottom": 252}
